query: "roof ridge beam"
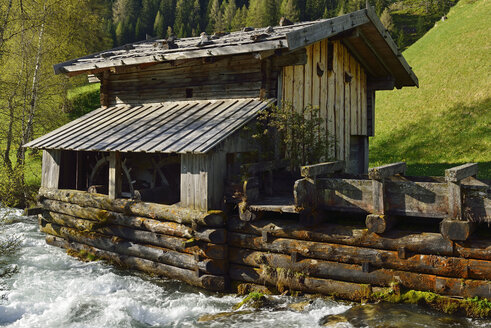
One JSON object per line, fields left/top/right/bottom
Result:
{"left": 285, "top": 9, "right": 370, "bottom": 51}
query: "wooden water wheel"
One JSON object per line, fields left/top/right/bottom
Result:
{"left": 88, "top": 154, "right": 135, "bottom": 196}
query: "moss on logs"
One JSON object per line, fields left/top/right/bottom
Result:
{"left": 229, "top": 263, "right": 374, "bottom": 301}
{"left": 46, "top": 235, "right": 227, "bottom": 291}
{"left": 229, "top": 247, "right": 491, "bottom": 299}
{"left": 228, "top": 232, "right": 491, "bottom": 280}
{"left": 38, "top": 188, "right": 225, "bottom": 227}
{"left": 41, "top": 201, "right": 226, "bottom": 244}
{"left": 227, "top": 216, "right": 491, "bottom": 260}
{"left": 230, "top": 264, "right": 490, "bottom": 318}
{"left": 40, "top": 219, "right": 227, "bottom": 272}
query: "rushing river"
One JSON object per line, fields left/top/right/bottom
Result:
{"left": 0, "top": 209, "right": 489, "bottom": 327}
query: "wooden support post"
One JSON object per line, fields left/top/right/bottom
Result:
{"left": 445, "top": 163, "right": 478, "bottom": 220}
{"left": 371, "top": 179, "right": 385, "bottom": 215}
{"left": 366, "top": 162, "right": 405, "bottom": 234}
{"left": 108, "top": 152, "right": 121, "bottom": 200}
{"left": 441, "top": 163, "right": 479, "bottom": 241}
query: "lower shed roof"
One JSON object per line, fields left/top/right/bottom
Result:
{"left": 25, "top": 98, "right": 273, "bottom": 154}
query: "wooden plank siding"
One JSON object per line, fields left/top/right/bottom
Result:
{"left": 181, "top": 151, "right": 227, "bottom": 211}
{"left": 281, "top": 40, "right": 368, "bottom": 170}
{"left": 41, "top": 150, "right": 61, "bottom": 189}
{"left": 104, "top": 54, "right": 277, "bottom": 105}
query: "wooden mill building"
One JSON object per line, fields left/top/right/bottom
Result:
{"left": 25, "top": 8, "right": 491, "bottom": 307}
{"left": 26, "top": 6, "right": 417, "bottom": 212}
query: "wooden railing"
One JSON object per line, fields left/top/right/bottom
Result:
{"left": 293, "top": 162, "right": 490, "bottom": 241}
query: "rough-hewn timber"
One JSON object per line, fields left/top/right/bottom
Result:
{"left": 39, "top": 188, "right": 225, "bottom": 227}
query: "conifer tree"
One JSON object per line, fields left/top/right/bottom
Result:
{"left": 140, "top": 0, "right": 160, "bottom": 37}
{"left": 231, "top": 5, "right": 248, "bottom": 30}
{"left": 115, "top": 20, "right": 125, "bottom": 44}
{"left": 280, "top": 0, "right": 300, "bottom": 22}
{"left": 247, "top": 0, "right": 277, "bottom": 27}
{"left": 380, "top": 7, "right": 394, "bottom": 31}
{"left": 397, "top": 29, "right": 406, "bottom": 49}
{"left": 174, "top": 0, "right": 192, "bottom": 37}
{"left": 207, "top": 0, "right": 221, "bottom": 33}
{"left": 159, "top": 0, "right": 177, "bottom": 36}
{"left": 135, "top": 17, "right": 144, "bottom": 40}
{"left": 222, "top": 0, "right": 237, "bottom": 31}
{"left": 153, "top": 10, "right": 165, "bottom": 38}
{"left": 190, "top": 0, "right": 201, "bottom": 35}
{"left": 306, "top": 0, "right": 326, "bottom": 20}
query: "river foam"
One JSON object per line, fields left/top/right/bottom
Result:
{"left": 0, "top": 210, "right": 488, "bottom": 327}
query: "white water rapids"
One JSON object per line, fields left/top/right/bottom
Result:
{"left": 0, "top": 209, "right": 488, "bottom": 327}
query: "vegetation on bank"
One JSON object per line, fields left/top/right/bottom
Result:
{"left": 370, "top": 0, "right": 491, "bottom": 178}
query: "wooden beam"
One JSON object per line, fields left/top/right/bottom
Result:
{"left": 440, "top": 219, "right": 475, "bottom": 241}
{"left": 300, "top": 161, "right": 345, "bottom": 178}
{"left": 368, "top": 162, "right": 406, "bottom": 180}
{"left": 366, "top": 214, "right": 397, "bottom": 234}
{"left": 286, "top": 9, "right": 370, "bottom": 51}
{"left": 108, "top": 151, "right": 121, "bottom": 200}
{"left": 365, "top": 5, "right": 418, "bottom": 87}
{"left": 357, "top": 29, "right": 392, "bottom": 77}
{"left": 445, "top": 163, "right": 478, "bottom": 182}
{"left": 56, "top": 40, "right": 287, "bottom": 76}
{"left": 367, "top": 76, "right": 395, "bottom": 90}
{"left": 41, "top": 149, "right": 61, "bottom": 189}
{"left": 341, "top": 38, "right": 377, "bottom": 77}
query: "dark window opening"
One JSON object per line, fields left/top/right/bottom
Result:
{"left": 186, "top": 88, "right": 193, "bottom": 98}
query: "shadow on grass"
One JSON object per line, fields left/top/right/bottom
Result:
{"left": 370, "top": 98, "right": 491, "bottom": 179}
{"left": 406, "top": 162, "right": 491, "bottom": 180}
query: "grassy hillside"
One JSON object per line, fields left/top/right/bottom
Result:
{"left": 370, "top": 0, "right": 491, "bottom": 178}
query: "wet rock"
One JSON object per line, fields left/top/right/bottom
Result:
{"left": 235, "top": 282, "right": 274, "bottom": 296}
{"left": 319, "top": 314, "right": 349, "bottom": 327}
{"left": 197, "top": 310, "right": 253, "bottom": 322}
{"left": 319, "top": 303, "right": 473, "bottom": 328}
{"left": 288, "top": 300, "right": 313, "bottom": 312}
{"left": 233, "top": 292, "right": 274, "bottom": 310}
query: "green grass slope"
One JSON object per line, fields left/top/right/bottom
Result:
{"left": 370, "top": 0, "right": 491, "bottom": 178}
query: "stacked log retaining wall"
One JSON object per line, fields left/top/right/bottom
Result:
{"left": 38, "top": 188, "right": 228, "bottom": 291}
{"left": 37, "top": 188, "right": 491, "bottom": 303}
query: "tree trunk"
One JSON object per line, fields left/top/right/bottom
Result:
{"left": 17, "top": 3, "right": 45, "bottom": 165}
{"left": 0, "top": 0, "right": 13, "bottom": 54}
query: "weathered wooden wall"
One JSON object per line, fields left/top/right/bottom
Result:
{"left": 282, "top": 40, "right": 368, "bottom": 172}
{"left": 180, "top": 151, "right": 227, "bottom": 211}
{"left": 41, "top": 150, "right": 61, "bottom": 189}
{"left": 101, "top": 54, "right": 278, "bottom": 106}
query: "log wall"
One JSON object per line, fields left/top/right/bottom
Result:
{"left": 102, "top": 54, "right": 278, "bottom": 106}
{"left": 38, "top": 188, "right": 228, "bottom": 291}
{"left": 38, "top": 188, "right": 491, "bottom": 300}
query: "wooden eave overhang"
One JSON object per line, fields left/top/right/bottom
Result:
{"left": 53, "top": 7, "right": 417, "bottom": 89}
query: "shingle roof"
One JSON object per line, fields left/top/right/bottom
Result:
{"left": 53, "top": 7, "right": 417, "bottom": 87}
{"left": 25, "top": 98, "right": 273, "bottom": 154}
